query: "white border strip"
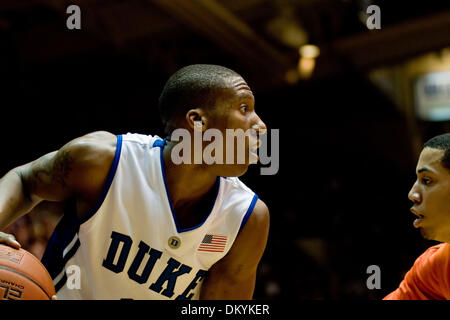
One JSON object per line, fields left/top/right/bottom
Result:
{"left": 63, "top": 233, "right": 79, "bottom": 258}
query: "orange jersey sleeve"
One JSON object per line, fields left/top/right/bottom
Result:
{"left": 384, "top": 243, "right": 450, "bottom": 300}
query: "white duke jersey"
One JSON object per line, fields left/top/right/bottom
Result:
{"left": 41, "top": 133, "right": 258, "bottom": 300}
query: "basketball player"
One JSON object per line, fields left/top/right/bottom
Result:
{"left": 384, "top": 133, "right": 450, "bottom": 299}
{"left": 0, "top": 64, "right": 270, "bottom": 300}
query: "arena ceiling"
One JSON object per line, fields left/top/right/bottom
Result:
{"left": 1, "top": 0, "right": 450, "bottom": 90}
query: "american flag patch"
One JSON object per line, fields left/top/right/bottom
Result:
{"left": 198, "top": 234, "right": 227, "bottom": 253}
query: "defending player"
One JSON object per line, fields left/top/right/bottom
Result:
{"left": 0, "top": 64, "right": 270, "bottom": 300}
{"left": 384, "top": 133, "right": 450, "bottom": 300}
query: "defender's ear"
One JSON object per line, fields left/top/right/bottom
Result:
{"left": 186, "top": 109, "right": 207, "bottom": 132}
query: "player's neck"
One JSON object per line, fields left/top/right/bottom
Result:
{"left": 162, "top": 143, "right": 218, "bottom": 206}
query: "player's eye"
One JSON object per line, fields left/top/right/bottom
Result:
{"left": 421, "top": 177, "right": 432, "bottom": 186}
{"left": 240, "top": 104, "right": 248, "bottom": 114}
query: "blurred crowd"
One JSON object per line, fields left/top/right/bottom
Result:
{"left": 4, "top": 201, "right": 62, "bottom": 260}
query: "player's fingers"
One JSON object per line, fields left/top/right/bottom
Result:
{"left": 52, "top": 295, "right": 58, "bottom": 300}
{"left": 0, "top": 231, "right": 21, "bottom": 249}
{"left": 4, "top": 236, "right": 21, "bottom": 249}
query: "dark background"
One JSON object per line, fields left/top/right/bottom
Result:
{"left": 1, "top": 0, "right": 450, "bottom": 300}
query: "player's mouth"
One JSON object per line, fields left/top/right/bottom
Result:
{"left": 249, "top": 139, "right": 260, "bottom": 163}
{"left": 411, "top": 208, "right": 425, "bottom": 228}
{"left": 250, "top": 141, "right": 260, "bottom": 151}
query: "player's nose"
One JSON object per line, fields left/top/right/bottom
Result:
{"left": 408, "top": 182, "right": 421, "bottom": 204}
{"left": 252, "top": 113, "right": 267, "bottom": 135}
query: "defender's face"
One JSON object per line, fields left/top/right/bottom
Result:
{"left": 209, "top": 76, "right": 267, "bottom": 177}
{"left": 408, "top": 147, "right": 450, "bottom": 242}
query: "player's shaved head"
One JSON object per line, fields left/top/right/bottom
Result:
{"left": 424, "top": 133, "right": 450, "bottom": 170}
{"left": 158, "top": 64, "right": 242, "bottom": 135}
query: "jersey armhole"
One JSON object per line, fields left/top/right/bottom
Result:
{"left": 79, "top": 134, "right": 123, "bottom": 224}
{"left": 238, "top": 194, "right": 259, "bottom": 234}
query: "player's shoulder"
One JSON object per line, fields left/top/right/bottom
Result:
{"left": 224, "top": 177, "right": 268, "bottom": 215}
{"left": 121, "top": 132, "right": 162, "bottom": 147}
{"left": 220, "top": 177, "right": 269, "bottom": 227}
{"left": 415, "top": 243, "right": 450, "bottom": 271}
{"left": 62, "top": 131, "right": 117, "bottom": 162}
{"left": 221, "top": 177, "right": 254, "bottom": 195}
{"left": 249, "top": 198, "right": 270, "bottom": 231}
{"left": 421, "top": 243, "right": 448, "bottom": 258}
{"left": 426, "top": 242, "right": 450, "bottom": 263}
{"left": 233, "top": 196, "right": 269, "bottom": 257}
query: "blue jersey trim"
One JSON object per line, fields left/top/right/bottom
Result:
{"left": 79, "top": 134, "right": 123, "bottom": 225}
{"left": 152, "top": 138, "right": 166, "bottom": 148}
{"left": 156, "top": 139, "right": 221, "bottom": 233}
{"left": 41, "top": 210, "right": 80, "bottom": 282}
{"left": 238, "top": 194, "right": 259, "bottom": 234}
{"left": 53, "top": 237, "right": 80, "bottom": 292}
{"left": 55, "top": 273, "right": 68, "bottom": 292}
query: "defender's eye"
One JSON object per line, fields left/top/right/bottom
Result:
{"left": 240, "top": 105, "right": 248, "bottom": 113}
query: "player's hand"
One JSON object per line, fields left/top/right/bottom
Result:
{"left": 0, "top": 231, "right": 21, "bottom": 249}
{"left": 52, "top": 295, "right": 58, "bottom": 300}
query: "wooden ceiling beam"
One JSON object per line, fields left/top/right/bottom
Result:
{"left": 151, "top": 0, "right": 294, "bottom": 85}
{"left": 332, "top": 10, "right": 450, "bottom": 71}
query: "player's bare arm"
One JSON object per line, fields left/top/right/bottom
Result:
{"left": 200, "top": 198, "right": 270, "bottom": 299}
{"left": 0, "top": 131, "right": 117, "bottom": 245}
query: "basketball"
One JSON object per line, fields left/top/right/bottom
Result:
{"left": 0, "top": 244, "right": 55, "bottom": 300}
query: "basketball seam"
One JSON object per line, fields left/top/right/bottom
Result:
{"left": 0, "top": 265, "right": 52, "bottom": 299}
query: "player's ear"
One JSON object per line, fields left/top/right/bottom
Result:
{"left": 186, "top": 109, "right": 207, "bottom": 132}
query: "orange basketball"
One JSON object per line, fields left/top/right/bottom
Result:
{"left": 0, "top": 244, "right": 55, "bottom": 300}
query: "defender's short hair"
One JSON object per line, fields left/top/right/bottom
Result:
{"left": 424, "top": 133, "right": 450, "bottom": 169}
{"left": 158, "top": 64, "right": 241, "bottom": 135}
